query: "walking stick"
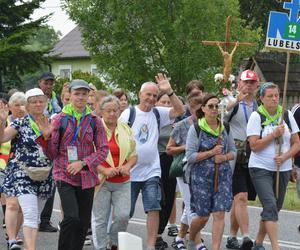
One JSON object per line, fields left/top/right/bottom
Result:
{"left": 214, "top": 100, "right": 226, "bottom": 192}
{"left": 276, "top": 51, "right": 290, "bottom": 199}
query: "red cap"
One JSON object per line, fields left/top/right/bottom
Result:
{"left": 240, "top": 70, "right": 257, "bottom": 81}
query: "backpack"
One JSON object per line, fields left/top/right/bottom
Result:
{"left": 59, "top": 114, "right": 96, "bottom": 142}
{"left": 127, "top": 106, "right": 160, "bottom": 131}
{"left": 227, "top": 104, "right": 239, "bottom": 123}
{"left": 257, "top": 110, "right": 291, "bottom": 138}
{"left": 193, "top": 119, "right": 230, "bottom": 138}
{"left": 193, "top": 119, "right": 230, "bottom": 154}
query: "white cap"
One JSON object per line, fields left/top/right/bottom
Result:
{"left": 25, "top": 88, "right": 45, "bottom": 101}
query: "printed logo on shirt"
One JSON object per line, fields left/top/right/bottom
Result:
{"left": 138, "top": 124, "right": 149, "bottom": 143}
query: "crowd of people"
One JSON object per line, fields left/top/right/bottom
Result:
{"left": 0, "top": 70, "right": 299, "bottom": 250}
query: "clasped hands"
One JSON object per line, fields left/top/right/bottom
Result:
{"left": 210, "top": 145, "right": 228, "bottom": 164}
{"left": 97, "top": 164, "right": 131, "bottom": 178}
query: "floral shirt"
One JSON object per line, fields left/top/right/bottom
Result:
{"left": 1, "top": 115, "right": 54, "bottom": 199}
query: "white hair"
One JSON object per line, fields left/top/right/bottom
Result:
{"left": 9, "top": 92, "right": 26, "bottom": 106}
{"left": 140, "top": 82, "right": 158, "bottom": 92}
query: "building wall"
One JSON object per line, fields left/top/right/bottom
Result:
{"left": 51, "top": 58, "right": 97, "bottom": 79}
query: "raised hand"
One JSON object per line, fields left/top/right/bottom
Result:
{"left": 0, "top": 101, "right": 9, "bottom": 124}
{"left": 35, "top": 116, "right": 53, "bottom": 139}
{"left": 155, "top": 73, "right": 172, "bottom": 94}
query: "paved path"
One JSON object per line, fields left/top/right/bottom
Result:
{"left": 0, "top": 194, "right": 300, "bottom": 249}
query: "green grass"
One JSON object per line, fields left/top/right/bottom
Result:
{"left": 248, "top": 182, "right": 300, "bottom": 211}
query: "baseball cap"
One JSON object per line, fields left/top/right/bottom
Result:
{"left": 69, "top": 79, "right": 91, "bottom": 91}
{"left": 240, "top": 70, "right": 257, "bottom": 81}
{"left": 39, "top": 72, "right": 55, "bottom": 81}
{"left": 25, "top": 88, "right": 45, "bottom": 101}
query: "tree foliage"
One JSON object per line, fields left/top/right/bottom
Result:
{"left": 64, "top": 0, "right": 260, "bottom": 94}
{"left": 53, "top": 70, "right": 105, "bottom": 95}
{"left": 239, "top": 0, "right": 284, "bottom": 44}
{"left": 0, "top": 0, "right": 50, "bottom": 92}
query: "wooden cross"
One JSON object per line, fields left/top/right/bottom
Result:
{"left": 202, "top": 16, "right": 254, "bottom": 83}
{"left": 202, "top": 16, "right": 253, "bottom": 50}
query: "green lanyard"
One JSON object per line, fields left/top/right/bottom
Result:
{"left": 28, "top": 115, "right": 42, "bottom": 137}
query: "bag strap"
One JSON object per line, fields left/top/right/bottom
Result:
{"left": 227, "top": 104, "right": 239, "bottom": 123}
{"left": 127, "top": 105, "right": 160, "bottom": 131}
{"left": 257, "top": 110, "right": 291, "bottom": 138}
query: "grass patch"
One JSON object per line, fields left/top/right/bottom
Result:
{"left": 248, "top": 182, "right": 300, "bottom": 211}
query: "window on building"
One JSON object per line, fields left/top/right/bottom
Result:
{"left": 91, "top": 64, "right": 98, "bottom": 75}
{"left": 59, "top": 65, "right": 72, "bottom": 79}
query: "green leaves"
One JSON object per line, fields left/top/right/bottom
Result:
{"left": 65, "top": 0, "right": 260, "bottom": 95}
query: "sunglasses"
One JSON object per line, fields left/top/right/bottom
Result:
{"left": 207, "top": 104, "right": 219, "bottom": 110}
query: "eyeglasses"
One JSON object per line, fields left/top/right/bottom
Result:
{"left": 207, "top": 104, "right": 219, "bottom": 110}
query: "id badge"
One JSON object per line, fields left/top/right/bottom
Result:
{"left": 67, "top": 146, "right": 78, "bottom": 163}
{"left": 38, "top": 146, "right": 46, "bottom": 160}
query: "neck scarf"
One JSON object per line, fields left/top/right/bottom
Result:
{"left": 198, "top": 117, "right": 224, "bottom": 137}
{"left": 62, "top": 104, "right": 92, "bottom": 122}
{"left": 257, "top": 105, "right": 282, "bottom": 126}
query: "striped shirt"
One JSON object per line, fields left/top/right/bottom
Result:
{"left": 45, "top": 113, "right": 108, "bottom": 189}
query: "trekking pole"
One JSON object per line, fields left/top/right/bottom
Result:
{"left": 214, "top": 100, "right": 226, "bottom": 192}
{"left": 276, "top": 51, "right": 290, "bottom": 199}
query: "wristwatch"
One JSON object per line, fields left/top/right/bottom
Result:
{"left": 81, "top": 160, "right": 88, "bottom": 170}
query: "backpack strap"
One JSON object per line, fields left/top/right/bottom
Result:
{"left": 127, "top": 105, "right": 160, "bottom": 131}
{"left": 257, "top": 110, "right": 291, "bottom": 138}
{"left": 152, "top": 107, "right": 161, "bottom": 130}
{"left": 59, "top": 114, "right": 96, "bottom": 142}
{"left": 127, "top": 106, "right": 136, "bottom": 128}
{"left": 227, "top": 104, "right": 239, "bottom": 123}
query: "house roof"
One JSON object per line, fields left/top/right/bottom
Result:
{"left": 49, "top": 26, "right": 90, "bottom": 59}
{"left": 245, "top": 52, "right": 300, "bottom": 95}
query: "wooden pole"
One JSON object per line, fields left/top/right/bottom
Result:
{"left": 276, "top": 51, "right": 290, "bottom": 199}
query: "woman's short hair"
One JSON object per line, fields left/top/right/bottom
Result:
{"left": 95, "top": 90, "right": 109, "bottom": 103}
{"left": 259, "top": 82, "right": 279, "bottom": 97}
{"left": 185, "top": 80, "right": 204, "bottom": 95}
{"left": 8, "top": 92, "right": 26, "bottom": 106}
{"left": 99, "top": 95, "right": 121, "bottom": 110}
{"left": 113, "top": 88, "right": 129, "bottom": 100}
{"left": 197, "top": 93, "right": 219, "bottom": 118}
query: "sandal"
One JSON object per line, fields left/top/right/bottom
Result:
{"left": 171, "top": 238, "right": 187, "bottom": 250}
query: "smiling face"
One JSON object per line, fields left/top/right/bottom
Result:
{"left": 139, "top": 84, "right": 159, "bottom": 111}
{"left": 70, "top": 88, "right": 89, "bottom": 111}
{"left": 10, "top": 102, "right": 26, "bottom": 118}
{"left": 202, "top": 97, "right": 219, "bottom": 120}
{"left": 26, "top": 96, "right": 47, "bottom": 115}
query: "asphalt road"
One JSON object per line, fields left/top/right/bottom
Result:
{"left": 0, "top": 193, "right": 300, "bottom": 250}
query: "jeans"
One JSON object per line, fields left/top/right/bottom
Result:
{"left": 130, "top": 177, "right": 161, "bottom": 217}
{"left": 92, "top": 181, "right": 130, "bottom": 250}
{"left": 57, "top": 181, "right": 94, "bottom": 250}
{"left": 249, "top": 168, "right": 290, "bottom": 221}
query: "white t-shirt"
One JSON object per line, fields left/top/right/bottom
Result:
{"left": 247, "top": 110, "right": 299, "bottom": 171}
{"left": 119, "top": 106, "right": 173, "bottom": 181}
